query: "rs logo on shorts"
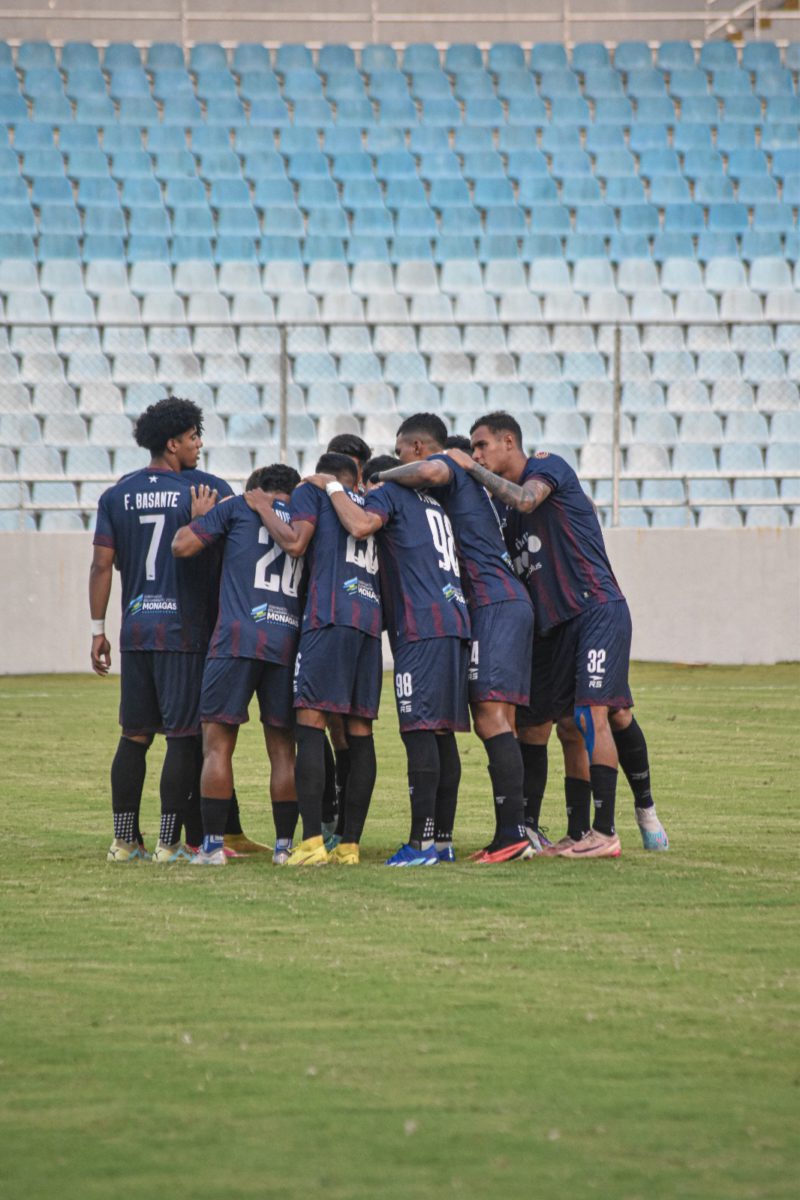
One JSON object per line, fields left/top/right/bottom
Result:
{"left": 587, "top": 648, "right": 606, "bottom": 689}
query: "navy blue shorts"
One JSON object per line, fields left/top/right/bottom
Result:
{"left": 119, "top": 650, "right": 204, "bottom": 738}
{"left": 468, "top": 599, "right": 533, "bottom": 706}
{"left": 517, "top": 599, "right": 634, "bottom": 727}
{"left": 294, "top": 625, "right": 382, "bottom": 719}
{"left": 200, "top": 656, "right": 295, "bottom": 728}
{"left": 393, "top": 637, "right": 471, "bottom": 733}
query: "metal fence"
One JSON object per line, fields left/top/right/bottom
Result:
{"left": 0, "top": 318, "right": 798, "bottom": 531}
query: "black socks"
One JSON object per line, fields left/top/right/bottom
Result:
{"left": 612, "top": 718, "right": 654, "bottom": 810}
{"left": 434, "top": 733, "right": 461, "bottom": 844}
{"left": 111, "top": 736, "right": 147, "bottom": 843}
{"left": 565, "top": 776, "right": 592, "bottom": 842}
{"left": 321, "top": 736, "right": 338, "bottom": 826}
{"left": 160, "top": 736, "right": 198, "bottom": 846}
{"left": 201, "top": 795, "right": 232, "bottom": 841}
{"left": 520, "top": 741, "right": 548, "bottom": 830}
{"left": 342, "top": 733, "right": 377, "bottom": 844}
{"left": 591, "top": 764, "right": 618, "bottom": 836}
{"left": 401, "top": 730, "right": 439, "bottom": 846}
{"left": 272, "top": 800, "right": 299, "bottom": 842}
{"left": 485, "top": 732, "right": 526, "bottom": 845}
{"left": 334, "top": 746, "right": 352, "bottom": 837}
{"left": 294, "top": 725, "right": 327, "bottom": 841}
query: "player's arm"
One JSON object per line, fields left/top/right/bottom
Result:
{"left": 328, "top": 490, "right": 383, "bottom": 539}
{"left": 244, "top": 490, "right": 315, "bottom": 556}
{"left": 89, "top": 545, "right": 115, "bottom": 675}
{"left": 444, "top": 448, "right": 551, "bottom": 514}
{"left": 373, "top": 459, "right": 452, "bottom": 489}
{"left": 171, "top": 525, "right": 206, "bottom": 558}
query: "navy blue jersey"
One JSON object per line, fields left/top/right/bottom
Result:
{"left": 190, "top": 495, "right": 304, "bottom": 665}
{"left": 290, "top": 481, "right": 382, "bottom": 639}
{"left": 502, "top": 452, "right": 624, "bottom": 635}
{"left": 365, "top": 481, "right": 471, "bottom": 650}
{"left": 427, "top": 453, "right": 532, "bottom": 612}
{"left": 94, "top": 465, "right": 232, "bottom": 653}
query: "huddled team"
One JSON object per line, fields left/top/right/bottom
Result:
{"left": 90, "top": 395, "right": 668, "bottom": 867}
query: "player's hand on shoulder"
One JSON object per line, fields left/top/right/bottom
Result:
{"left": 303, "top": 472, "right": 336, "bottom": 490}
{"left": 443, "top": 447, "right": 475, "bottom": 471}
{"left": 190, "top": 483, "right": 218, "bottom": 518}
{"left": 91, "top": 634, "right": 111, "bottom": 676}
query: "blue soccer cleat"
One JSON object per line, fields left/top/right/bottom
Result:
{"left": 385, "top": 843, "right": 439, "bottom": 867}
{"left": 437, "top": 844, "right": 456, "bottom": 863}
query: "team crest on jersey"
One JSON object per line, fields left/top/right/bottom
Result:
{"left": 342, "top": 577, "right": 380, "bottom": 604}
{"left": 442, "top": 582, "right": 466, "bottom": 606}
{"left": 534, "top": 451, "right": 550, "bottom": 458}
{"left": 127, "top": 592, "right": 177, "bottom": 615}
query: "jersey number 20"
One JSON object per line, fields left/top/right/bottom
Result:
{"left": 254, "top": 528, "right": 302, "bottom": 596}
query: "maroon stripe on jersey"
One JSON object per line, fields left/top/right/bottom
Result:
{"left": 92, "top": 533, "right": 114, "bottom": 549}
{"left": 154, "top": 622, "right": 166, "bottom": 652}
{"left": 231, "top": 620, "right": 241, "bottom": 658}
{"left": 188, "top": 520, "right": 217, "bottom": 545}
{"left": 256, "top": 628, "right": 268, "bottom": 660}
{"left": 553, "top": 496, "right": 608, "bottom": 607}
{"left": 432, "top": 602, "right": 445, "bottom": 637}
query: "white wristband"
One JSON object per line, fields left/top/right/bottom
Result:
{"left": 325, "top": 481, "right": 345, "bottom": 497}
{"left": 91, "top": 619, "right": 105, "bottom": 637}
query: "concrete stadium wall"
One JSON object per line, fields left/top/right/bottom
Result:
{"left": 0, "top": 528, "right": 797, "bottom": 675}
{"left": 0, "top": 0, "right": 781, "bottom": 47}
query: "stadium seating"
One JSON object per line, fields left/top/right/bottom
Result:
{"left": 0, "top": 38, "right": 796, "bottom": 527}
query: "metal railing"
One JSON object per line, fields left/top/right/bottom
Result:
{"left": 1, "top": 318, "right": 797, "bottom": 532}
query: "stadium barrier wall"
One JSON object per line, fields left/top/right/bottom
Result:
{"left": 1, "top": 527, "right": 797, "bottom": 674}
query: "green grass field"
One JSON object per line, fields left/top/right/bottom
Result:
{"left": 1, "top": 664, "right": 798, "bottom": 1200}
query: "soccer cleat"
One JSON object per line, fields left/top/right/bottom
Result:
{"left": 385, "top": 843, "right": 439, "bottom": 867}
{"left": 474, "top": 838, "right": 536, "bottom": 864}
{"left": 636, "top": 807, "right": 669, "bottom": 851}
{"left": 272, "top": 840, "right": 293, "bottom": 865}
{"left": 468, "top": 841, "right": 496, "bottom": 861}
{"left": 525, "top": 825, "right": 552, "bottom": 853}
{"left": 285, "top": 836, "right": 329, "bottom": 867}
{"left": 152, "top": 841, "right": 194, "bottom": 864}
{"left": 222, "top": 845, "right": 247, "bottom": 859}
{"left": 437, "top": 844, "right": 456, "bottom": 863}
{"left": 223, "top": 833, "right": 272, "bottom": 856}
{"left": 107, "top": 838, "right": 144, "bottom": 863}
{"left": 541, "top": 835, "right": 577, "bottom": 857}
{"left": 190, "top": 846, "right": 227, "bottom": 866}
{"left": 330, "top": 842, "right": 360, "bottom": 865}
{"left": 557, "top": 829, "right": 621, "bottom": 859}
{"left": 323, "top": 831, "right": 342, "bottom": 852}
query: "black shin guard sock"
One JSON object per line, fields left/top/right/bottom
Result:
{"left": 321, "top": 736, "right": 338, "bottom": 825}
{"left": 485, "top": 732, "right": 526, "bottom": 844}
{"left": 565, "top": 776, "right": 592, "bottom": 842}
{"left": 342, "top": 734, "right": 376, "bottom": 844}
{"left": 183, "top": 737, "right": 204, "bottom": 847}
{"left": 334, "top": 747, "right": 351, "bottom": 836}
{"left": 272, "top": 800, "right": 299, "bottom": 842}
{"left": 224, "top": 790, "right": 244, "bottom": 835}
{"left": 111, "top": 737, "right": 148, "bottom": 842}
{"left": 612, "top": 718, "right": 654, "bottom": 810}
{"left": 295, "top": 725, "right": 327, "bottom": 841}
{"left": 160, "top": 736, "right": 197, "bottom": 845}
{"left": 201, "top": 795, "right": 231, "bottom": 841}
{"left": 591, "top": 764, "right": 618, "bottom": 836}
{"left": 401, "top": 730, "right": 439, "bottom": 845}
{"left": 434, "top": 733, "right": 461, "bottom": 843}
{"left": 520, "top": 741, "right": 548, "bottom": 829}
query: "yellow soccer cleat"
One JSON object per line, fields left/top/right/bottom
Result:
{"left": 152, "top": 841, "right": 194, "bottom": 864}
{"left": 285, "top": 836, "right": 329, "bottom": 867}
{"left": 223, "top": 833, "right": 272, "bottom": 856}
{"left": 107, "top": 838, "right": 144, "bottom": 863}
{"left": 330, "top": 842, "right": 360, "bottom": 865}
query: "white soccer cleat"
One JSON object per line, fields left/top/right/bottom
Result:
{"left": 190, "top": 846, "right": 227, "bottom": 866}
{"left": 636, "top": 807, "right": 669, "bottom": 851}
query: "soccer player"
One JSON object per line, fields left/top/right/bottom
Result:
{"left": 321, "top": 452, "right": 471, "bottom": 867}
{"left": 319, "top": 433, "right": 373, "bottom": 847}
{"left": 371, "top": 414, "right": 536, "bottom": 862}
{"left": 447, "top": 411, "right": 668, "bottom": 857}
{"left": 90, "top": 396, "right": 226, "bottom": 863}
{"left": 444, "top": 434, "right": 473, "bottom": 453}
{"left": 251, "top": 452, "right": 382, "bottom": 866}
{"left": 171, "top": 464, "right": 304, "bottom": 867}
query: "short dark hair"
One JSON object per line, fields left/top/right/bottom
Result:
{"left": 327, "top": 433, "right": 371, "bottom": 466}
{"left": 315, "top": 451, "right": 359, "bottom": 484}
{"left": 364, "top": 454, "right": 400, "bottom": 482}
{"left": 134, "top": 396, "right": 204, "bottom": 455}
{"left": 396, "top": 412, "right": 448, "bottom": 448}
{"left": 469, "top": 411, "right": 523, "bottom": 448}
{"left": 444, "top": 434, "right": 473, "bottom": 453}
{"left": 246, "top": 463, "right": 301, "bottom": 494}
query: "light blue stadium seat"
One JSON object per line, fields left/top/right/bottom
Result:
{"left": 649, "top": 176, "right": 690, "bottom": 205}
{"left": 635, "top": 97, "right": 676, "bottom": 124}
{"left": 771, "top": 413, "right": 800, "bottom": 443}
{"left": 673, "top": 121, "right": 714, "bottom": 152}
{"left": 232, "top": 44, "right": 271, "bottom": 73}
{"left": 65, "top": 67, "right": 107, "bottom": 100}
{"left": 275, "top": 44, "right": 314, "bottom": 73}
{"left": 680, "top": 411, "right": 724, "bottom": 443}
{"left": 249, "top": 98, "right": 291, "bottom": 127}
{"left": 530, "top": 43, "right": 568, "bottom": 72}
{"left": 696, "top": 176, "right": 736, "bottom": 204}
{"left": 582, "top": 68, "right": 623, "bottom": 100}
{"left": 506, "top": 97, "right": 549, "bottom": 125}
{"left": 668, "top": 68, "right": 710, "bottom": 99}
{"left": 361, "top": 44, "right": 397, "bottom": 73}
{"left": 754, "top": 68, "right": 794, "bottom": 99}
{"left": 758, "top": 382, "right": 799, "bottom": 413}
{"left": 453, "top": 70, "right": 494, "bottom": 101}
{"left": 237, "top": 71, "right": 281, "bottom": 102}
{"left": 325, "top": 70, "right": 367, "bottom": 102}
{"left": 738, "top": 177, "right": 778, "bottom": 204}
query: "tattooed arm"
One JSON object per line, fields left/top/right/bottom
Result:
{"left": 374, "top": 459, "right": 452, "bottom": 489}
{"left": 443, "top": 448, "right": 551, "bottom": 513}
